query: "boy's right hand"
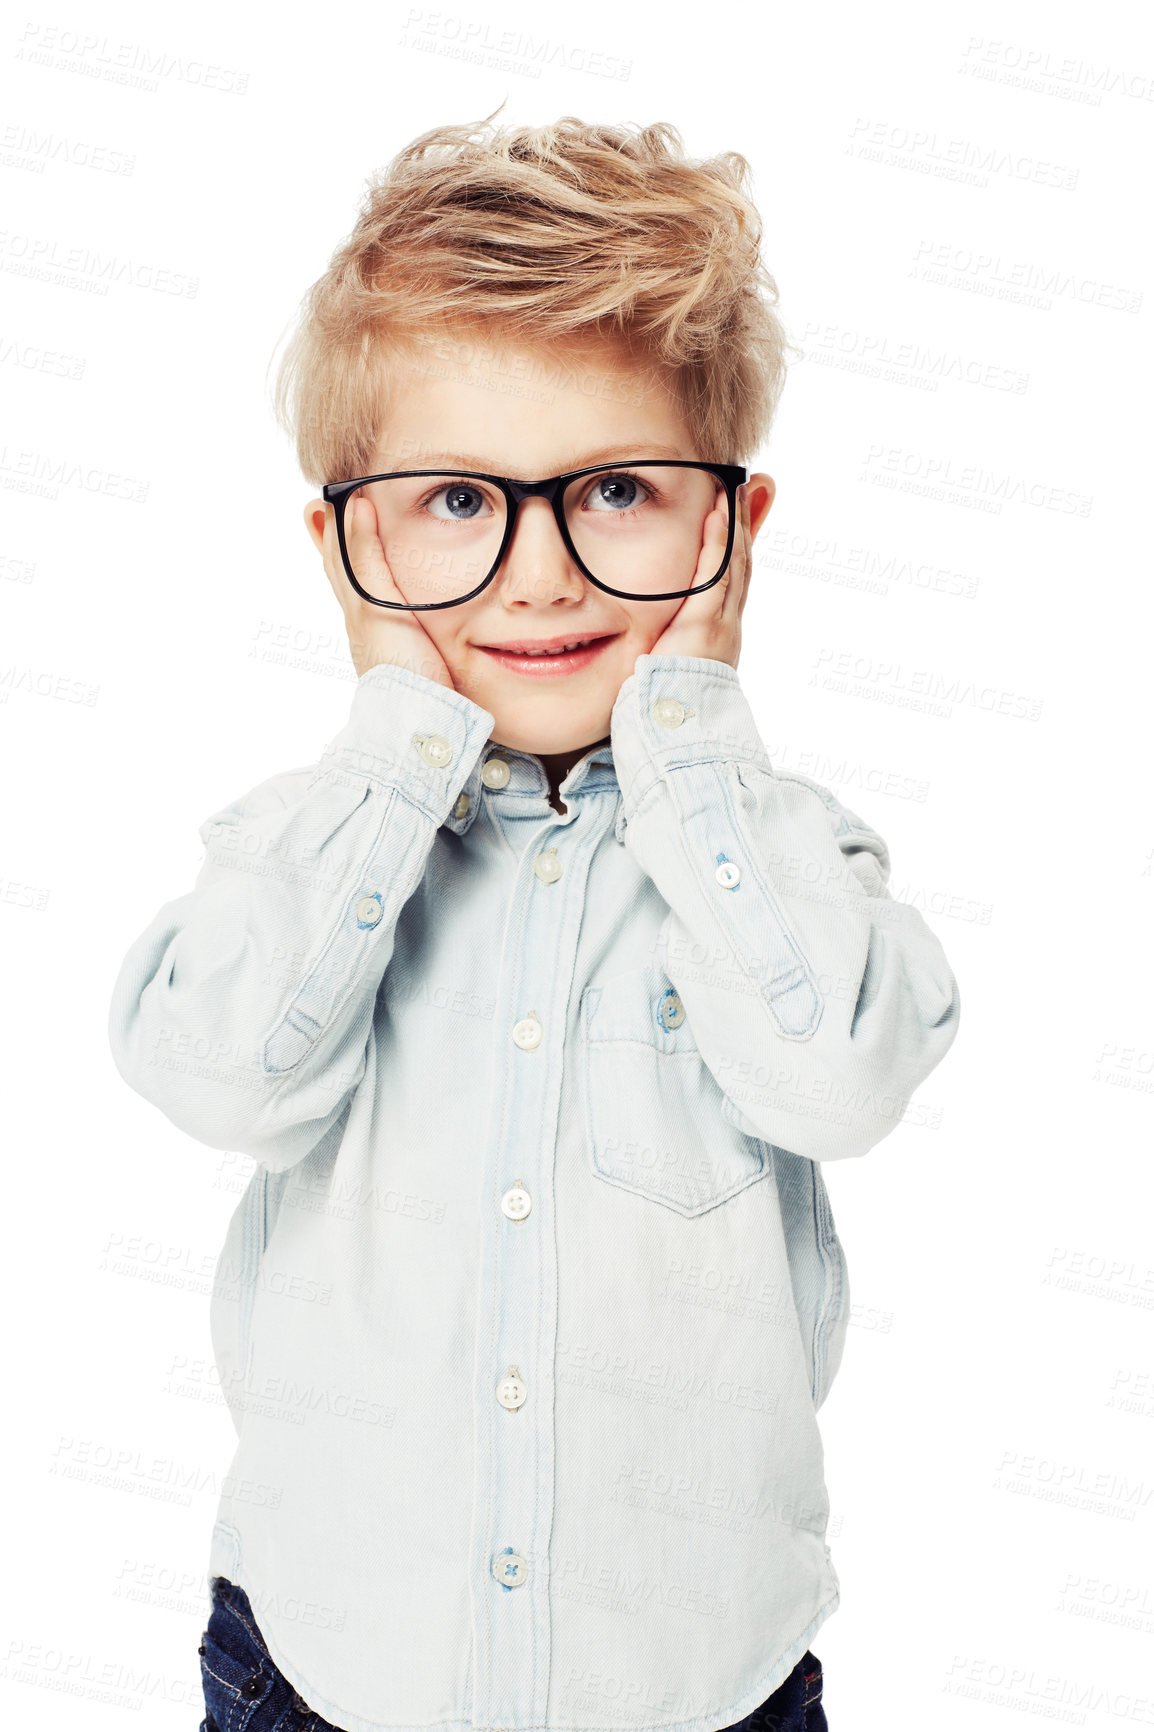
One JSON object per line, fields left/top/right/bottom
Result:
{"left": 312, "top": 495, "right": 456, "bottom": 689}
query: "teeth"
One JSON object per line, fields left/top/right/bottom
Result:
{"left": 511, "top": 638, "right": 594, "bottom": 656}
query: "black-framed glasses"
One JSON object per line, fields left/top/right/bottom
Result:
{"left": 321, "top": 460, "right": 747, "bottom": 610}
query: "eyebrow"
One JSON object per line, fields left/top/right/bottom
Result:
{"left": 396, "top": 442, "right": 691, "bottom": 474}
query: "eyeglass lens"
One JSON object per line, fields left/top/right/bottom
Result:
{"left": 340, "top": 465, "right": 729, "bottom": 606}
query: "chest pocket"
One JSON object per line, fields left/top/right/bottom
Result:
{"left": 579, "top": 964, "right": 770, "bottom": 1217}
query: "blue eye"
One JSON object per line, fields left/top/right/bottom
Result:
{"left": 426, "top": 483, "right": 492, "bottom": 521}
{"left": 585, "top": 473, "right": 649, "bottom": 512}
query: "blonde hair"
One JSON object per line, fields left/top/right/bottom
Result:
{"left": 270, "top": 107, "right": 796, "bottom": 485}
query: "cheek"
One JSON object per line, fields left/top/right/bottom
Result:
{"left": 625, "top": 602, "right": 680, "bottom": 653}
{"left": 421, "top": 611, "right": 472, "bottom": 672}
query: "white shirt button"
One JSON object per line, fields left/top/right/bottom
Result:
{"left": 715, "top": 860, "right": 742, "bottom": 889}
{"left": 418, "top": 734, "right": 453, "bottom": 768}
{"left": 501, "top": 1183, "right": 532, "bottom": 1221}
{"left": 512, "top": 1013, "right": 543, "bottom": 1051}
{"left": 657, "top": 988, "right": 686, "bottom": 1030}
{"left": 654, "top": 697, "right": 687, "bottom": 728}
{"left": 453, "top": 792, "right": 470, "bottom": 819}
{"left": 496, "top": 1367, "right": 527, "bottom": 1410}
{"left": 356, "top": 894, "right": 383, "bottom": 927}
{"left": 482, "top": 758, "right": 511, "bottom": 788}
{"left": 534, "top": 849, "right": 563, "bottom": 884}
{"left": 492, "top": 1550, "right": 529, "bottom": 1588}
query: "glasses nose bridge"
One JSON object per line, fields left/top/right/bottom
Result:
{"left": 502, "top": 476, "right": 570, "bottom": 564}
{"left": 496, "top": 476, "right": 579, "bottom": 603}
{"left": 505, "top": 474, "right": 565, "bottom": 510}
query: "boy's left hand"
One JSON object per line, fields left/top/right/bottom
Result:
{"left": 645, "top": 481, "right": 753, "bottom": 671}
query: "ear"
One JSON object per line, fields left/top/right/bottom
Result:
{"left": 745, "top": 473, "right": 776, "bottom": 540}
{"left": 303, "top": 498, "right": 328, "bottom": 553}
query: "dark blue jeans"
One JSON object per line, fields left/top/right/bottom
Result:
{"left": 200, "top": 1575, "right": 827, "bottom": 1732}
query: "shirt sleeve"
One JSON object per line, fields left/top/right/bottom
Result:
{"left": 107, "top": 662, "right": 494, "bottom": 1169}
{"left": 609, "top": 652, "right": 961, "bottom": 1162}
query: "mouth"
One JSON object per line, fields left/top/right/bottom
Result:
{"left": 474, "top": 632, "right": 620, "bottom": 677}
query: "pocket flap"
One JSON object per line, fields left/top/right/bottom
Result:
{"left": 580, "top": 966, "right": 770, "bottom": 1217}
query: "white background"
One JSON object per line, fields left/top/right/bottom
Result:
{"left": 2, "top": 0, "right": 1152, "bottom": 1725}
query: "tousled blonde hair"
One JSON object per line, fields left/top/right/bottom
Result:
{"left": 270, "top": 108, "right": 795, "bottom": 485}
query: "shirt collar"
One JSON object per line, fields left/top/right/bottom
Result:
{"left": 443, "top": 737, "right": 619, "bottom": 836}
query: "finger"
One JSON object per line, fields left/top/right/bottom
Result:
{"left": 722, "top": 483, "right": 753, "bottom": 616}
{"left": 337, "top": 492, "right": 408, "bottom": 607}
{"left": 734, "top": 481, "right": 753, "bottom": 612}
{"left": 318, "top": 503, "right": 349, "bottom": 611}
{"left": 325, "top": 494, "right": 457, "bottom": 687}
{"left": 662, "top": 500, "right": 729, "bottom": 635}
{"left": 690, "top": 495, "right": 730, "bottom": 598}
{"left": 709, "top": 485, "right": 743, "bottom": 623}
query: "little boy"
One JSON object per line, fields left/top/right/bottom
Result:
{"left": 109, "top": 116, "right": 959, "bottom": 1732}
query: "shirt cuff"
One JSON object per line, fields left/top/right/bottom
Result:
{"left": 609, "top": 654, "right": 771, "bottom": 819}
{"left": 318, "top": 662, "right": 495, "bottom": 825}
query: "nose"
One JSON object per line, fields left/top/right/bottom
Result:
{"left": 495, "top": 496, "right": 585, "bottom": 607}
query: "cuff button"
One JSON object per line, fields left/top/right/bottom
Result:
{"left": 654, "top": 697, "right": 688, "bottom": 728}
{"left": 418, "top": 733, "right": 453, "bottom": 768}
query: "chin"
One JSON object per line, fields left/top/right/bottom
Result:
{"left": 492, "top": 713, "right": 609, "bottom": 758}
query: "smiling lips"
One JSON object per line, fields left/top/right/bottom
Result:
{"left": 474, "top": 632, "right": 619, "bottom": 677}
{"left": 480, "top": 633, "right": 612, "bottom": 655}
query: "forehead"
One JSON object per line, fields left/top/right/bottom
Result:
{"left": 371, "top": 327, "right": 696, "bottom": 473}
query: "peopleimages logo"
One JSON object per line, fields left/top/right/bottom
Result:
{"left": 799, "top": 320, "right": 1029, "bottom": 394}
{"left": 847, "top": 116, "right": 1079, "bottom": 190}
{"left": 0, "top": 445, "right": 147, "bottom": 501}
{"left": 15, "top": 22, "right": 250, "bottom": 94}
{"left": 397, "top": 11, "right": 632, "bottom": 81}
{"left": 0, "top": 228, "right": 198, "bottom": 298}
{"left": 911, "top": 238, "right": 1143, "bottom": 314}
{"left": 859, "top": 444, "right": 1093, "bottom": 517}
{"left": 959, "top": 36, "right": 1154, "bottom": 105}
{"left": 0, "top": 122, "right": 135, "bottom": 175}
{"left": 810, "top": 648, "right": 1045, "bottom": 723}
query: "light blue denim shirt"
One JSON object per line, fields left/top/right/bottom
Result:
{"left": 108, "top": 653, "right": 960, "bottom": 1732}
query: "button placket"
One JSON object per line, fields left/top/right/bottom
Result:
{"left": 474, "top": 789, "right": 618, "bottom": 1728}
